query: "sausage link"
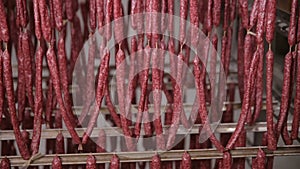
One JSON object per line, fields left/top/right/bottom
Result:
{"left": 1, "top": 157, "right": 11, "bottom": 169}
{"left": 46, "top": 47, "right": 81, "bottom": 145}
{"left": 3, "top": 49, "right": 31, "bottom": 160}
{"left": 31, "top": 46, "right": 44, "bottom": 155}
{"left": 265, "top": 0, "right": 276, "bottom": 43}
{"left": 238, "top": 0, "right": 249, "bottom": 29}
{"left": 110, "top": 154, "right": 120, "bottom": 169}
{"left": 89, "top": 0, "right": 97, "bottom": 32}
{"left": 168, "top": 0, "right": 174, "bottom": 34}
{"left": 39, "top": 0, "right": 52, "bottom": 42}
{"left": 113, "top": 0, "right": 125, "bottom": 43}
{"left": 179, "top": 0, "right": 188, "bottom": 44}
{"left": 249, "top": 0, "right": 259, "bottom": 29}
{"left": 292, "top": 44, "right": 300, "bottom": 139}
{"left": 55, "top": 132, "right": 65, "bottom": 154}
{"left": 53, "top": 0, "right": 63, "bottom": 31}
{"left": 86, "top": 155, "right": 97, "bottom": 169}
{"left": 0, "top": 0, "right": 9, "bottom": 42}
{"left": 256, "top": 0, "right": 267, "bottom": 44}
{"left": 213, "top": 0, "right": 221, "bottom": 26}
{"left": 151, "top": 154, "right": 161, "bottom": 169}
{"left": 180, "top": 151, "right": 191, "bottom": 169}
{"left": 222, "top": 151, "right": 232, "bottom": 169}
{"left": 96, "top": 0, "right": 104, "bottom": 33}
{"left": 52, "top": 155, "right": 62, "bottom": 169}
{"left": 288, "top": 0, "right": 298, "bottom": 46}
{"left": 265, "top": 48, "right": 277, "bottom": 150}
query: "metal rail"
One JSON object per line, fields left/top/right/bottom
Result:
{"left": 2, "top": 146, "right": 300, "bottom": 166}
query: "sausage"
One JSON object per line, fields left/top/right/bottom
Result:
{"left": 52, "top": 156, "right": 63, "bottom": 169}
{"left": 116, "top": 48, "right": 134, "bottom": 150}
{"left": 168, "top": 0, "right": 174, "bottom": 34}
{"left": 265, "top": 0, "right": 276, "bottom": 43}
{"left": 3, "top": 48, "right": 31, "bottom": 160}
{"left": 161, "top": 0, "right": 167, "bottom": 34}
{"left": 78, "top": 36, "right": 97, "bottom": 125}
{"left": 53, "top": 0, "right": 63, "bottom": 31}
{"left": 0, "top": 157, "right": 10, "bottom": 169}
{"left": 179, "top": 0, "right": 188, "bottom": 45}
{"left": 150, "top": 154, "right": 161, "bottom": 169}
{"left": 22, "top": 31, "right": 35, "bottom": 112}
{"left": 0, "top": 49, "right": 3, "bottom": 126}
{"left": 230, "top": 0, "right": 237, "bottom": 23}
{"left": 82, "top": 48, "right": 110, "bottom": 143}
{"left": 252, "top": 43, "right": 264, "bottom": 123}
{"left": 49, "top": 0, "right": 55, "bottom": 28}
{"left": 180, "top": 151, "right": 191, "bottom": 169}
{"left": 265, "top": 48, "right": 277, "bottom": 150}
{"left": 86, "top": 155, "right": 97, "bottom": 169}
{"left": 96, "top": 0, "right": 104, "bottom": 33}
{"left": 31, "top": 46, "right": 44, "bottom": 155}
{"left": 193, "top": 57, "right": 225, "bottom": 152}
{"left": 256, "top": 0, "right": 267, "bottom": 44}
{"left": 243, "top": 34, "right": 252, "bottom": 94}
{"left": 213, "top": 0, "right": 221, "bottom": 26}
{"left": 226, "top": 45, "right": 260, "bottom": 149}
{"left": 110, "top": 154, "right": 120, "bottom": 169}
{"left": 105, "top": 85, "right": 122, "bottom": 128}
{"left": 17, "top": 34, "right": 26, "bottom": 123}
{"left": 39, "top": 0, "right": 52, "bottom": 42}
{"left": 249, "top": 0, "right": 259, "bottom": 29}
{"left": 288, "top": 0, "right": 298, "bottom": 46}
{"left": 152, "top": 45, "right": 166, "bottom": 149}
{"left": 292, "top": 44, "right": 300, "bottom": 139}
{"left": 89, "top": 0, "right": 97, "bottom": 32}
{"left": 113, "top": 0, "right": 125, "bottom": 43}
{"left": 237, "top": 23, "right": 245, "bottom": 99}
{"left": 57, "top": 30, "right": 75, "bottom": 126}
{"left": 46, "top": 46, "right": 81, "bottom": 145}
{"left": 45, "top": 79, "right": 54, "bottom": 127}
{"left": 222, "top": 151, "right": 232, "bottom": 169}
{"left": 238, "top": 0, "right": 249, "bottom": 29}
{"left": 223, "top": 0, "right": 230, "bottom": 30}
{"left": 151, "top": 0, "right": 160, "bottom": 43}
{"left": 55, "top": 132, "right": 65, "bottom": 154}
{"left": 0, "top": 0, "right": 9, "bottom": 42}
{"left": 33, "top": 0, "right": 42, "bottom": 40}
{"left": 190, "top": 0, "right": 199, "bottom": 47}
{"left": 65, "top": 0, "right": 74, "bottom": 21}
{"left": 255, "top": 149, "right": 266, "bottom": 169}
{"left": 96, "top": 129, "right": 106, "bottom": 152}
{"left": 135, "top": 45, "right": 151, "bottom": 139}
{"left": 276, "top": 52, "right": 292, "bottom": 134}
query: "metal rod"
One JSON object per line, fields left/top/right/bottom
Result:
{"left": 2, "top": 146, "right": 300, "bottom": 166}
{"left": 0, "top": 121, "right": 296, "bottom": 140}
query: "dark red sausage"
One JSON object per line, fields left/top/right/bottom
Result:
{"left": 116, "top": 47, "right": 135, "bottom": 150}
{"left": 276, "top": 52, "right": 293, "bottom": 134}
{"left": 151, "top": 154, "right": 161, "bottom": 169}
{"left": 237, "top": 23, "right": 245, "bottom": 99}
{"left": 179, "top": 0, "right": 188, "bottom": 45}
{"left": 288, "top": 0, "right": 298, "bottom": 46}
{"left": 226, "top": 46, "right": 260, "bottom": 149}
{"left": 33, "top": 0, "right": 42, "bottom": 40}
{"left": 53, "top": 0, "right": 63, "bottom": 31}
{"left": 96, "top": 129, "right": 106, "bottom": 152}
{"left": 45, "top": 79, "right": 54, "bottom": 127}
{"left": 213, "top": 0, "right": 221, "bottom": 26}
{"left": 3, "top": 48, "right": 31, "bottom": 160}
{"left": 222, "top": 151, "right": 232, "bottom": 169}
{"left": 31, "top": 46, "right": 44, "bottom": 155}
{"left": 110, "top": 154, "right": 120, "bottom": 169}
{"left": 86, "top": 155, "right": 96, "bottom": 169}
{"left": 46, "top": 46, "right": 81, "bottom": 145}
{"left": 249, "top": 0, "right": 259, "bottom": 29}
{"left": 105, "top": 85, "right": 122, "bottom": 128}
{"left": 265, "top": 49, "right": 277, "bottom": 150}
{"left": 113, "top": 0, "right": 125, "bottom": 43}
{"left": 22, "top": 31, "right": 35, "bottom": 112}
{"left": 223, "top": 0, "right": 230, "bottom": 30}
{"left": 180, "top": 151, "right": 191, "bottom": 169}
{"left": 190, "top": 0, "right": 199, "bottom": 47}
{"left": 256, "top": 0, "right": 267, "bottom": 44}
{"left": 39, "top": 0, "right": 52, "bottom": 42}
{"left": 55, "top": 132, "right": 65, "bottom": 154}
{"left": 89, "top": 0, "right": 97, "bottom": 32}
{"left": 193, "top": 57, "right": 225, "bottom": 152}
{"left": 256, "top": 149, "right": 266, "bottom": 169}
{"left": 238, "top": 0, "right": 249, "bottom": 29}
{"left": 161, "top": 0, "right": 167, "bottom": 33}
{"left": 96, "top": 0, "right": 104, "bottom": 32}
{"left": 82, "top": 48, "right": 110, "bottom": 144}
{"left": 168, "top": 0, "right": 174, "bottom": 34}
{"left": 292, "top": 44, "right": 300, "bottom": 139}
{"left": 52, "top": 156, "right": 63, "bottom": 169}
{"left": 65, "top": 0, "right": 74, "bottom": 21}
{"left": 0, "top": 157, "right": 10, "bottom": 169}
{"left": 151, "top": 0, "right": 160, "bottom": 43}
{"left": 252, "top": 43, "right": 264, "bottom": 123}
{"left": 265, "top": 0, "right": 276, "bottom": 43}
{"left": 0, "top": 0, "right": 9, "bottom": 42}
{"left": 135, "top": 45, "right": 151, "bottom": 139}
{"left": 0, "top": 49, "right": 2, "bottom": 126}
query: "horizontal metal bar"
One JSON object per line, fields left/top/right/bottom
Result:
{"left": 2, "top": 146, "right": 300, "bottom": 166}
{"left": 0, "top": 121, "right": 295, "bottom": 140}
